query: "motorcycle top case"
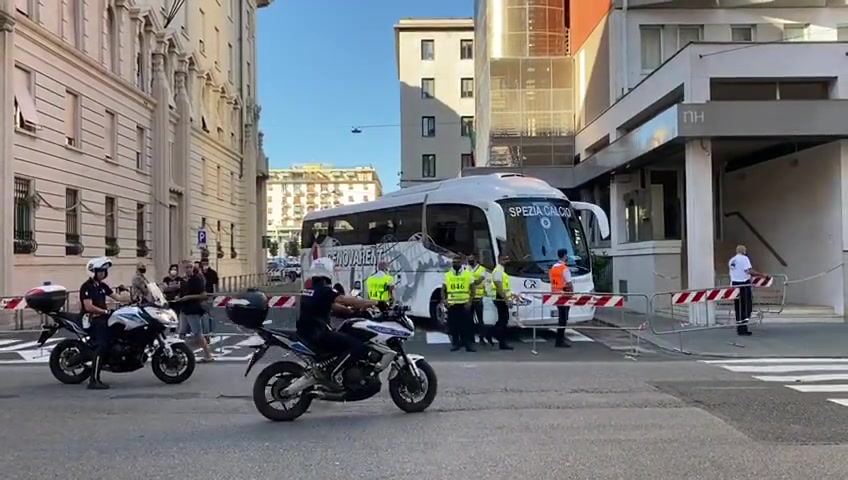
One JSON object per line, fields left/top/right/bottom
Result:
{"left": 225, "top": 289, "right": 269, "bottom": 329}
{"left": 24, "top": 284, "right": 69, "bottom": 313}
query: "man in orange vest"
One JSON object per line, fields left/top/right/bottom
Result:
{"left": 548, "top": 248, "right": 574, "bottom": 348}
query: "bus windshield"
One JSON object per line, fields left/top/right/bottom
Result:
{"left": 497, "top": 198, "right": 590, "bottom": 279}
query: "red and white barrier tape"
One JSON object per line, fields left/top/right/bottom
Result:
{"left": 671, "top": 288, "right": 739, "bottom": 305}
{"left": 541, "top": 294, "right": 625, "bottom": 308}
{"left": 751, "top": 275, "right": 773, "bottom": 287}
{"left": 0, "top": 298, "right": 26, "bottom": 310}
{"left": 211, "top": 295, "right": 297, "bottom": 308}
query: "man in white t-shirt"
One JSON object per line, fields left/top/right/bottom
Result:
{"left": 728, "top": 245, "right": 764, "bottom": 336}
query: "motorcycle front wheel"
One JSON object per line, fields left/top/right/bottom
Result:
{"left": 151, "top": 343, "right": 196, "bottom": 384}
{"left": 252, "top": 361, "right": 313, "bottom": 422}
{"left": 389, "top": 359, "right": 438, "bottom": 413}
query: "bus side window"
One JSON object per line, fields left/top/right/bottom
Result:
{"left": 426, "top": 205, "right": 473, "bottom": 256}
{"left": 471, "top": 207, "right": 495, "bottom": 269}
{"left": 394, "top": 205, "right": 423, "bottom": 240}
{"left": 331, "top": 217, "right": 361, "bottom": 245}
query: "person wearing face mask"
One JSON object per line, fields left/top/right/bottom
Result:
{"left": 466, "top": 254, "right": 493, "bottom": 346}
{"left": 131, "top": 262, "right": 151, "bottom": 303}
{"left": 440, "top": 254, "right": 476, "bottom": 352}
{"left": 162, "top": 264, "right": 183, "bottom": 318}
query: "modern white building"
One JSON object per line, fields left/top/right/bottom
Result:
{"left": 266, "top": 164, "right": 383, "bottom": 246}
{"left": 1, "top": 0, "right": 272, "bottom": 295}
{"left": 570, "top": 2, "right": 848, "bottom": 321}
{"left": 395, "top": 18, "right": 475, "bottom": 188}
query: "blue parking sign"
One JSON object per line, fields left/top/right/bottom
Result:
{"left": 197, "top": 228, "right": 208, "bottom": 249}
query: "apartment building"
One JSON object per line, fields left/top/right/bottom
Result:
{"left": 395, "top": 18, "right": 475, "bottom": 188}
{"left": 266, "top": 165, "right": 383, "bottom": 246}
{"left": 0, "top": 0, "right": 272, "bottom": 295}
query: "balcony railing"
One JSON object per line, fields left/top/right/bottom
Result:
{"left": 14, "top": 230, "right": 37, "bottom": 254}
{"left": 65, "top": 233, "right": 84, "bottom": 256}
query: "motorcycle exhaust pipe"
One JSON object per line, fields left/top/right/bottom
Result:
{"left": 281, "top": 375, "right": 317, "bottom": 397}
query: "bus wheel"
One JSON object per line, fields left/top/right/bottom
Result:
{"left": 428, "top": 291, "right": 447, "bottom": 332}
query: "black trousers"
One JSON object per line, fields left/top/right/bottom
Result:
{"left": 732, "top": 281, "right": 753, "bottom": 334}
{"left": 494, "top": 299, "right": 510, "bottom": 345}
{"left": 554, "top": 306, "right": 571, "bottom": 344}
{"left": 447, "top": 304, "right": 473, "bottom": 347}
{"left": 89, "top": 315, "right": 113, "bottom": 357}
{"left": 308, "top": 329, "right": 364, "bottom": 362}
{"left": 471, "top": 301, "right": 484, "bottom": 335}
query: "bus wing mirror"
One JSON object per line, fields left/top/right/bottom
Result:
{"left": 487, "top": 201, "right": 507, "bottom": 241}
{"left": 571, "top": 201, "right": 610, "bottom": 239}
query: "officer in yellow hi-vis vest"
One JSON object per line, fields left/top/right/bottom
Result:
{"left": 365, "top": 261, "right": 394, "bottom": 303}
{"left": 441, "top": 254, "right": 476, "bottom": 352}
{"left": 466, "top": 254, "right": 493, "bottom": 346}
{"left": 489, "top": 254, "right": 514, "bottom": 350}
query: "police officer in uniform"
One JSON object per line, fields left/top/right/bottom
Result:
{"left": 441, "top": 255, "right": 476, "bottom": 352}
{"left": 549, "top": 248, "right": 574, "bottom": 348}
{"left": 365, "top": 261, "right": 395, "bottom": 304}
{"left": 80, "top": 257, "right": 128, "bottom": 390}
{"left": 466, "top": 255, "right": 493, "bottom": 346}
{"left": 490, "top": 254, "right": 514, "bottom": 350}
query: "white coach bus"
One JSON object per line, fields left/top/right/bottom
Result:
{"left": 299, "top": 173, "right": 610, "bottom": 326}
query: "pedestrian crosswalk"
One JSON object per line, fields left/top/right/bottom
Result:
{"left": 703, "top": 358, "right": 848, "bottom": 409}
{"left": 424, "top": 328, "right": 594, "bottom": 344}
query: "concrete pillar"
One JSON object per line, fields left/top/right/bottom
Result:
{"left": 684, "top": 139, "right": 716, "bottom": 325}
{"left": 0, "top": 10, "right": 15, "bottom": 295}
{"left": 838, "top": 140, "right": 848, "bottom": 317}
{"left": 174, "top": 59, "right": 193, "bottom": 260}
{"left": 150, "top": 44, "right": 170, "bottom": 278}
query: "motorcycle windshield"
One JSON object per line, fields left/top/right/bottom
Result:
{"left": 147, "top": 282, "right": 168, "bottom": 307}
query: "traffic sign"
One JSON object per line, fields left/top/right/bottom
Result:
{"left": 197, "top": 228, "right": 208, "bottom": 249}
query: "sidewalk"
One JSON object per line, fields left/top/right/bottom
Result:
{"left": 595, "top": 308, "right": 848, "bottom": 358}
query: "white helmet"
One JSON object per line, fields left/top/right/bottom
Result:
{"left": 86, "top": 256, "right": 113, "bottom": 278}
{"left": 310, "top": 257, "right": 334, "bottom": 281}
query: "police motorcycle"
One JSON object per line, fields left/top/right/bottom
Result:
{"left": 226, "top": 290, "right": 438, "bottom": 422}
{"left": 27, "top": 282, "right": 196, "bottom": 385}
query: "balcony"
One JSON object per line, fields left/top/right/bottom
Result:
{"left": 65, "top": 233, "right": 84, "bottom": 256}
{"left": 257, "top": 0, "right": 274, "bottom": 7}
{"left": 614, "top": 0, "right": 840, "bottom": 7}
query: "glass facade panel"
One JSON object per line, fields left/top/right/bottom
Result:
{"left": 474, "top": 0, "right": 574, "bottom": 168}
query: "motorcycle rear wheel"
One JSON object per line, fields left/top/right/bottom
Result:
{"left": 252, "top": 361, "right": 313, "bottom": 422}
{"left": 151, "top": 343, "right": 196, "bottom": 384}
{"left": 49, "top": 339, "right": 91, "bottom": 384}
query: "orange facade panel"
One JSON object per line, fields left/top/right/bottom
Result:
{"left": 569, "top": 0, "right": 612, "bottom": 53}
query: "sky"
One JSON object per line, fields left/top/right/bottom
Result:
{"left": 256, "top": 0, "right": 473, "bottom": 193}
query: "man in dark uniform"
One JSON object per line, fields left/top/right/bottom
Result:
{"left": 296, "top": 257, "right": 378, "bottom": 390}
{"left": 80, "top": 257, "right": 127, "bottom": 390}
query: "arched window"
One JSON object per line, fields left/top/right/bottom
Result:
{"left": 136, "top": 30, "right": 145, "bottom": 90}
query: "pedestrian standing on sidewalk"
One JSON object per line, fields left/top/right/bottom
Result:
{"left": 729, "top": 245, "right": 765, "bottom": 336}
{"left": 549, "top": 249, "right": 574, "bottom": 348}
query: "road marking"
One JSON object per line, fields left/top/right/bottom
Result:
{"left": 787, "top": 384, "right": 848, "bottom": 393}
{"left": 722, "top": 364, "right": 848, "bottom": 373}
{"left": 0, "top": 339, "right": 22, "bottom": 347}
{"left": 0, "top": 341, "right": 41, "bottom": 352}
{"left": 703, "top": 358, "right": 848, "bottom": 365}
{"left": 753, "top": 374, "right": 848, "bottom": 383}
{"left": 828, "top": 399, "right": 848, "bottom": 407}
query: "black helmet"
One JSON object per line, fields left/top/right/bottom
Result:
{"left": 225, "top": 288, "right": 269, "bottom": 329}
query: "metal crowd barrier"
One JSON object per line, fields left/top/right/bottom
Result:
{"left": 715, "top": 273, "right": 788, "bottom": 320}
{"left": 513, "top": 291, "right": 650, "bottom": 357}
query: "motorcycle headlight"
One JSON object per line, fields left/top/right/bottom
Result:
{"left": 157, "top": 310, "right": 179, "bottom": 328}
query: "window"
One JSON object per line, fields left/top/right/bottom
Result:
{"left": 13, "top": 177, "right": 35, "bottom": 254}
{"left": 422, "top": 154, "right": 436, "bottom": 178}
{"left": 64, "top": 0, "right": 81, "bottom": 48}
{"left": 460, "top": 39, "right": 473, "bottom": 59}
{"left": 838, "top": 25, "right": 848, "bottom": 41}
{"left": 214, "top": 27, "right": 220, "bottom": 65}
{"left": 421, "top": 78, "right": 435, "bottom": 98}
{"left": 640, "top": 26, "right": 663, "bottom": 71}
{"left": 230, "top": 171, "right": 235, "bottom": 203}
{"left": 14, "top": 66, "right": 39, "bottom": 133}
{"left": 301, "top": 205, "right": 424, "bottom": 247}
{"left": 216, "top": 165, "right": 222, "bottom": 198}
{"left": 201, "top": 157, "right": 207, "bottom": 192}
{"left": 104, "top": 111, "right": 116, "bottom": 160}
{"left": 784, "top": 24, "right": 808, "bottom": 42}
{"left": 425, "top": 204, "right": 494, "bottom": 267}
{"left": 106, "top": 7, "right": 118, "bottom": 73}
{"left": 677, "top": 25, "right": 702, "bottom": 49}
{"left": 228, "top": 43, "right": 234, "bottom": 81}
{"left": 65, "top": 188, "right": 81, "bottom": 255}
{"left": 731, "top": 25, "right": 754, "bottom": 42}
{"left": 135, "top": 126, "right": 145, "bottom": 170}
{"left": 460, "top": 78, "right": 474, "bottom": 98}
{"left": 421, "top": 116, "right": 436, "bottom": 137}
{"left": 136, "top": 32, "right": 145, "bottom": 90}
{"left": 65, "top": 90, "right": 80, "bottom": 147}
{"left": 461, "top": 153, "right": 474, "bottom": 169}
{"left": 460, "top": 116, "right": 474, "bottom": 137}
{"left": 199, "top": 9, "right": 206, "bottom": 54}
{"left": 15, "top": 0, "right": 29, "bottom": 16}
{"left": 246, "top": 61, "right": 252, "bottom": 97}
{"left": 105, "top": 196, "right": 117, "bottom": 253}
{"left": 420, "top": 39, "right": 434, "bottom": 60}
{"left": 136, "top": 203, "right": 146, "bottom": 257}
{"left": 230, "top": 222, "right": 235, "bottom": 254}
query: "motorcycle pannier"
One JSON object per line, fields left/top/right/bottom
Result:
{"left": 225, "top": 289, "right": 270, "bottom": 329}
{"left": 24, "top": 284, "right": 69, "bottom": 313}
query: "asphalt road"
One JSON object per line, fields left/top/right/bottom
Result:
{"left": 3, "top": 360, "right": 848, "bottom": 479}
